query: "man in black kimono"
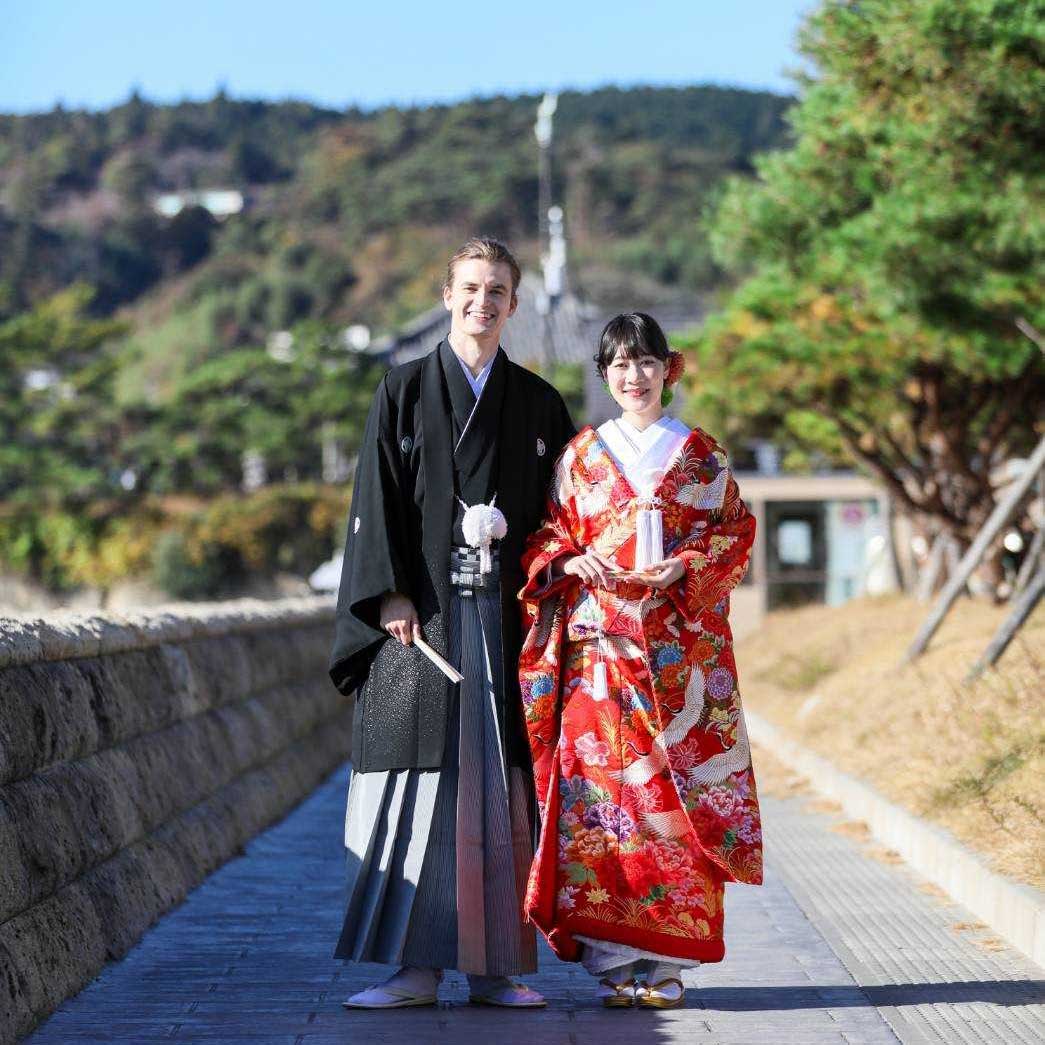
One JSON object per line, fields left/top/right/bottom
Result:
{"left": 329, "top": 238, "right": 575, "bottom": 1008}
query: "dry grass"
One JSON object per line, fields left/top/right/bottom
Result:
{"left": 867, "top": 847, "right": 904, "bottom": 866}
{"left": 806, "top": 798, "right": 844, "bottom": 816}
{"left": 833, "top": 820, "right": 873, "bottom": 842}
{"left": 971, "top": 934, "right": 1008, "bottom": 951}
{"left": 918, "top": 882, "right": 949, "bottom": 900}
{"left": 738, "top": 594, "right": 1045, "bottom": 890}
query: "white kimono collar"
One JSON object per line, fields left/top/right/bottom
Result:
{"left": 596, "top": 416, "right": 691, "bottom": 500}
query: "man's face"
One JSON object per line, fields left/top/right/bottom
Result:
{"left": 443, "top": 258, "right": 517, "bottom": 341}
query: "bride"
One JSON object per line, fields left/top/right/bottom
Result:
{"left": 518, "top": 312, "right": 763, "bottom": 1008}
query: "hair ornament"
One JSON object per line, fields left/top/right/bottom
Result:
{"left": 665, "top": 350, "right": 686, "bottom": 387}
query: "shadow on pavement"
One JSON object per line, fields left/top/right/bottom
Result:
{"left": 696, "top": 980, "right": 1045, "bottom": 1011}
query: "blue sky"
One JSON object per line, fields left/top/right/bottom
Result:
{"left": 1, "top": 1, "right": 814, "bottom": 114}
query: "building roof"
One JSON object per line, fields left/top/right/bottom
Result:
{"left": 153, "top": 189, "right": 244, "bottom": 219}
{"left": 370, "top": 271, "right": 707, "bottom": 424}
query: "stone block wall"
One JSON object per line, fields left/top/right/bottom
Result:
{"left": 0, "top": 597, "right": 347, "bottom": 1043}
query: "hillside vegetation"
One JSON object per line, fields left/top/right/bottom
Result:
{"left": 0, "top": 86, "right": 791, "bottom": 359}
{"left": 0, "top": 85, "right": 791, "bottom": 599}
{"left": 737, "top": 594, "right": 1045, "bottom": 890}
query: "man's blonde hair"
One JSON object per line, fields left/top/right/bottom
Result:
{"left": 443, "top": 237, "right": 521, "bottom": 297}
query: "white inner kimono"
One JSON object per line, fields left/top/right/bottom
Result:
{"left": 596, "top": 415, "right": 691, "bottom": 499}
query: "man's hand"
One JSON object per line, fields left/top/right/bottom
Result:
{"left": 561, "top": 550, "right": 619, "bottom": 589}
{"left": 379, "top": 592, "right": 420, "bottom": 645}
{"left": 637, "top": 557, "right": 686, "bottom": 590}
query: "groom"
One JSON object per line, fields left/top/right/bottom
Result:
{"left": 329, "top": 237, "right": 575, "bottom": 1008}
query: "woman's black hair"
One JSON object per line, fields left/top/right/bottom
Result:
{"left": 594, "top": 312, "right": 671, "bottom": 374}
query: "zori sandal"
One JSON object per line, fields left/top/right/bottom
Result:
{"left": 598, "top": 976, "right": 636, "bottom": 1008}
{"left": 342, "top": 984, "right": 437, "bottom": 1009}
{"left": 636, "top": 976, "right": 685, "bottom": 1009}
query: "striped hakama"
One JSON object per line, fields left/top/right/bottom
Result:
{"left": 333, "top": 567, "right": 536, "bottom": 976}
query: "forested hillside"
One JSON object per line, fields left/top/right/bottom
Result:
{"left": 0, "top": 85, "right": 791, "bottom": 600}
{"left": 0, "top": 85, "right": 790, "bottom": 337}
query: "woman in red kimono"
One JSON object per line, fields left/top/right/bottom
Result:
{"left": 518, "top": 313, "right": 762, "bottom": 1009}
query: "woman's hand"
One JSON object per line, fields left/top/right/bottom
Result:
{"left": 638, "top": 557, "right": 686, "bottom": 590}
{"left": 561, "top": 550, "right": 619, "bottom": 589}
{"left": 379, "top": 591, "right": 420, "bottom": 645}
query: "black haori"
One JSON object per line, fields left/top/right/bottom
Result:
{"left": 329, "top": 339, "right": 575, "bottom": 773}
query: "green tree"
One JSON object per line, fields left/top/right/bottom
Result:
{"left": 137, "top": 321, "right": 383, "bottom": 493}
{"left": 101, "top": 150, "right": 157, "bottom": 209}
{"left": 695, "top": 0, "right": 1045, "bottom": 547}
{"left": 0, "top": 285, "right": 129, "bottom": 503}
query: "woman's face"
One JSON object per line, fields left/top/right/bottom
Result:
{"left": 605, "top": 348, "right": 665, "bottom": 416}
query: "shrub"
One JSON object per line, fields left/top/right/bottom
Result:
{"left": 189, "top": 484, "right": 338, "bottom": 571}
{"left": 0, "top": 483, "right": 350, "bottom": 600}
{"left": 150, "top": 529, "right": 230, "bottom": 600}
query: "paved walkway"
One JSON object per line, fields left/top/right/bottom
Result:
{"left": 23, "top": 764, "right": 1045, "bottom": 1044}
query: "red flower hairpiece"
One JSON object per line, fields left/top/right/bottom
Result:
{"left": 665, "top": 350, "right": 686, "bottom": 386}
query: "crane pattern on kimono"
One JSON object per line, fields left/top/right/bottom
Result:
{"left": 607, "top": 664, "right": 752, "bottom": 841}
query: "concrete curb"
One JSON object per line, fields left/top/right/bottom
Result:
{"left": 746, "top": 710, "right": 1045, "bottom": 970}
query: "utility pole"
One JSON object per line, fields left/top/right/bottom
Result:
{"left": 535, "top": 93, "right": 557, "bottom": 260}
{"left": 534, "top": 92, "right": 558, "bottom": 369}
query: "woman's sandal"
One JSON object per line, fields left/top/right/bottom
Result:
{"left": 598, "top": 976, "right": 637, "bottom": 1008}
{"left": 636, "top": 976, "right": 685, "bottom": 1009}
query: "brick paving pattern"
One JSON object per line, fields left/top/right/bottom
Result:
{"left": 22, "top": 763, "right": 1045, "bottom": 1044}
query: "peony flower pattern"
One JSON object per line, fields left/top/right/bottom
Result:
{"left": 583, "top": 801, "right": 638, "bottom": 840}
{"left": 706, "top": 666, "right": 734, "bottom": 700}
{"left": 575, "top": 730, "right": 611, "bottom": 767}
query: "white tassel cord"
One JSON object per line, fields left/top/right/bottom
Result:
{"left": 649, "top": 508, "right": 663, "bottom": 564}
{"left": 634, "top": 507, "right": 664, "bottom": 571}
{"left": 592, "top": 650, "right": 609, "bottom": 701}
{"left": 635, "top": 509, "right": 651, "bottom": 571}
